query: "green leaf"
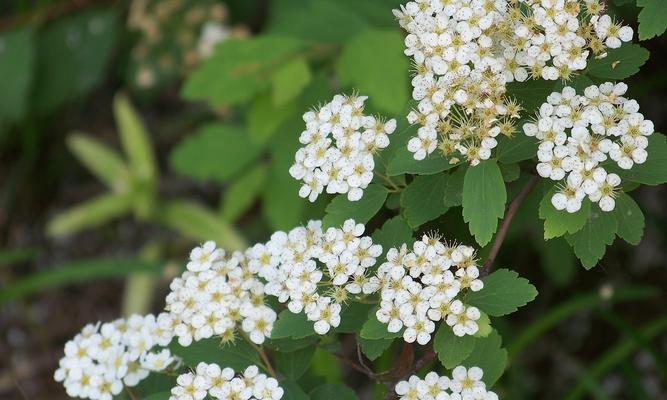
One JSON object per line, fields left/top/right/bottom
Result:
{"left": 271, "top": 57, "right": 312, "bottom": 105}
{"left": 358, "top": 336, "right": 393, "bottom": 361}
{"left": 613, "top": 133, "right": 667, "bottom": 185}
{"left": 265, "top": 337, "right": 318, "bottom": 353}
{"left": 433, "top": 324, "right": 476, "bottom": 369}
{"left": 220, "top": 164, "right": 268, "bottom": 222}
{"left": 182, "top": 36, "right": 305, "bottom": 106}
{"left": 443, "top": 166, "right": 466, "bottom": 207}
{"left": 281, "top": 381, "right": 310, "bottom": 400}
{"left": 0, "top": 28, "right": 33, "bottom": 122}
{"left": 499, "top": 162, "right": 520, "bottom": 182}
{"left": 141, "top": 393, "right": 170, "bottom": 400}
{"left": 371, "top": 216, "right": 413, "bottom": 252}
{"left": 565, "top": 210, "right": 619, "bottom": 269}
{"left": 496, "top": 135, "right": 538, "bottom": 164}
{"left": 506, "top": 79, "right": 556, "bottom": 113}
{"left": 586, "top": 44, "right": 650, "bottom": 80}
{"left": 612, "top": 193, "right": 645, "bottom": 246}
{"left": 337, "top": 30, "right": 409, "bottom": 114}
{"left": 159, "top": 200, "right": 246, "bottom": 250}
{"left": 537, "top": 236, "right": 576, "bottom": 287}
{"left": 47, "top": 193, "right": 132, "bottom": 237}
{"left": 274, "top": 346, "right": 316, "bottom": 380}
{"left": 0, "top": 258, "right": 161, "bottom": 303}
{"left": 171, "top": 338, "right": 260, "bottom": 370}
{"left": 323, "top": 184, "right": 388, "bottom": 228}
{"left": 360, "top": 309, "right": 402, "bottom": 340}
{"left": 247, "top": 92, "right": 298, "bottom": 145}
{"left": 310, "top": 384, "right": 358, "bottom": 400}
{"left": 462, "top": 160, "right": 507, "bottom": 246}
{"left": 66, "top": 133, "right": 130, "bottom": 192}
{"left": 461, "top": 330, "right": 508, "bottom": 386}
{"left": 466, "top": 269, "right": 538, "bottom": 317}
{"left": 113, "top": 94, "right": 157, "bottom": 183}
{"left": 335, "top": 302, "right": 374, "bottom": 333}
{"left": 387, "top": 147, "right": 458, "bottom": 176}
{"left": 33, "top": 10, "right": 118, "bottom": 114}
{"left": 169, "top": 123, "right": 264, "bottom": 183}
{"left": 400, "top": 174, "right": 449, "bottom": 228}
{"left": 637, "top": 0, "right": 667, "bottom": 40}
{"left": 474, "top": 312, "right": 492, "bottom": 338}
{"left": 538, "top": 188, "right": 591, "bottom": 239}
{"left": 271, "top": 310, "right": 316, "bottom": 339}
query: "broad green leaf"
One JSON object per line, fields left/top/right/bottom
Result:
{"left": 271, "top": 57, "right": 312, "bottom": 105}
{"left": 67, "top": 133, "right": 130, "bottom": 192}
{"left": 474, "top": 312, "right": 492, "bottom": 338}
{"left": 433, "top": 324, "right": 476, "bottom": 369}
{"left": 612, "top": 193, "right": 645, "bottom": 246}
{"left": 47, "top": 193, "right": 132, "bottom": 237}
{"left": 170, "top": 338, "right": 260, "bottom": 370}
{"left": 537, "top": 236, "right": 576, "bottom": 287}
{"left": 220, "top": 164, "right": 268, "bottom": 222}
{"left": 371, "top": 216, "right": 413, "bottom": 252}
{"left": 159, "top": 200, "right": 246, "bottom": 250}
{"left": 141, "top": 393, "right": 169, "bottom": 400}
{"left": 335, "top": 302, "right": 374, "bottom": 333}
{"left": 586, "top": 44, "right": 650, "bottom": 80}
{"left": 499, "top": 162, "right": 520, "bottom": 183}
{"left": 247, "top": 92, "right": 297, "bottom": 144}
{"left": 506, "top": 79, "right": 556, "bottom": 113}
{"left": 466, "top": 269, "right": 538, "bottom": 317}
{"left": 281, "top": 381, "right": 310, "bottom": 400}
{"left": 310, "top": 384, "right": 358, "bottom": 400}
{"left": 462, "top": 160, "right": 507, "bottom": 246}
{"left": 274, "top": 346, "right": 316, "bottom": 380}
{"left": 565, "top": 210, "right": 619, "bottom": 269}
{"left": 461, "top": 330, "right": 508, "bottom": 386}
{"left": 0, "top": 28, "right": 33, "bottom": 122}
{"left": 323, "top": 184, "right": 388, "bottom": 228}
{"left": 33, "top": 10, "right": 118, "bottom": 114}
{"left": 265, "top": 337, "right": 318, "bottom": 353}
{"left": 613, "top": 133, "right": 667, "bottom": 185}
{"left": 358, "top": 336, "right": 393, "bottom": 361}
{"left": 169, "top": 123, "right": 264, "bottom": 183}
{"left": 387, "top": 147, "right": 458, "bottom": 176}
{"left": 0, "top": 258, "right": 161, "bottom": 303}
{"left": 538, "top": 188, "right": 591, "bottom": 239}
{"left": 337, "top": 30, "right": 409, "bottom": 113}
{"left": 360, "top": 308, "right": 402, "bottom": 340}
{"left": 443, "top": 166, "right": 466, "bottom": 207}
{"left": 271, "top": 310, "right": 316, "bottom": 339}
{"left": 113, "top": 94, "right": 157, "bottom": 182}
{"left": 637, "top": 0, "right": 667, "bottom": 40}
{"left": 496, "top": 135, "right": 538, "bottom": 164}
{"left": 401, "top": 174, "right": 449, "bottom": 228}
{"left": 182, "top": 36, "right": 305, "bottom": 106}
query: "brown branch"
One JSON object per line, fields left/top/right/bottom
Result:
{"left": 334, "top": 352, "right": 390, "bottom": 384}
{"left": 482, "top": 175, "right": 539, "bottom": 276}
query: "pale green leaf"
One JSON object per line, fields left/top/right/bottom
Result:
{"left": 612, "top": 193, "right": 645, "bottom": 246}
{"left": 538, "top": 188, "right": 591, "bottom": 239}
{"left": 220, "top": 164, "right": 268, "bottom": 222}
{"left": 462, "top": 160, "right": 507, "bottom": 246}
{"left": 113, "top": 94, "right": 157, "bottom": 183}
{"left": 466, "top": 269, "right": 538, "bottom": 316}
{"left": 67, "top": 133, "right": 130, "bottom": 192}
{"left": 565, "top": 210, "right": 619, "bottom": 269}
{"left": 323, "top": 184, "right": 388, "bottom": 228}
{"left": 47, "top": 193, "right": 132, "bottom": 237}
{"left": 433, "top": 324, "right": 476, "bottom": 369}
{"left": 401, "top": 174, "right": 449, "bottom": 228}
{"left": 271, "top": 57, "right": 312, "bottom": 105}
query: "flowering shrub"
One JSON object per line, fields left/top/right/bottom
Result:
{"left": 48, "top": 0, "right": 667, "bottom": 399}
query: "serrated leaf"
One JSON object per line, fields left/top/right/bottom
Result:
{"left": 387, "top": 147, "right": 458, "bottom": 176}
{"left": 281, "top": 381, "right": 310, "bottom": 400}
{"left": 274, "top": 346, "right": 316, "bottom": 380}
{"left": 47, "top": 193, "right": 132, "bottom": 237}
{"left": 499, "top": 163, "right": 520, "bottom": 183}
{"left": 506, "top": 79, "right": 556, "bottom": 113}
{"left": 443, "top": 166, "right": 466, "bottom": 207}
{"left": 247, "top": 92, "right": 297, "bottom": 145}
{"left": 433, "top": 325, "right": 476, "bottom": 369}
{"left": 310, "top": 384, "right": 358, "bottom": 400}
{"left": 170, "top": 338, "right": 260, "bottom": 370}
{"left": 462, "top": 160, "right": 507, "bottom": 246}
{"left": 271, "top": 57, "right": 312, "bottom": 105}
{"left": 586, "top": 44, "right": 649, "bottom": 80}
{"left": 220, "top": 164, "right": 268, "bottom": 222}
{"left": 360, "top": 308, "right": 402, "bottom": 340}
{"left": 538, "top": 188, "right": 591, "bottom": 239}
{"left": 358, "top": 336, "right": 393, "bottom": 361}
{"left": 0, "top": 28, "right": 33, "bottom": 122}
{"left": 270, "top": 310, "right": 315, "bottom": 339}
{"left": 613, "top": 133, "right": 667, "bottom": 185}
{"left": 67, "top": 133, "right": 130, "bottom": 192}
{"left": 461, "top": 330, "right": 508, "bottom": 386}
{"left": 637, "top": 0, "right": 667, "bottom": 40}
{"left": 335, "top": 302, "right": 374, "bottom": 333}
{"left": 182, "top": 36, "right": 305, "bottom": 106}
{"left": 371, "top": 216, "right": 413, "bottom": 252}
{"left": 495, "top": 135, "right": 538, "bottom": 164}
{"left": 265, "top": 337, "right": 318, "bottom": 353}
{"left": 169, "top": 123, "right": 264, "bottom": 183}
{"left": 323, "top": 184, "right": 388, "bottom": 228}
{"left": 337, "top": 30, "right": 408, "bottom": 113}
{"left": 565, "top": 210, "right": 618, "bottom": 269}
{"left": 401, "top": 174, "right": 449, "bottom": 228}
{"left": 466, "top": 269, "right": 538, "bottom": 316}
{"left": 612, "top": 193, "right": 645, "bottom": 246}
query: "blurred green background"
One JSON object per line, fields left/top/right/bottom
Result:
{"left": 1, "top": 0, "right": 666, "bottom": 399}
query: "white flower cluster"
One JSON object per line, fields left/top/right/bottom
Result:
{"left": 523, "top": 82, "right": 654, "bottom": 212}
{"left": 55, "top": 314, "right": 175, "bottom": 400}
{"left": 263, "top": 219, "right": 383, "bottom": 334}
{"left": 166, "top": 241, "right": 277, "bottom": 346}
{"left": 395, "top": 366, "right": 498, "bottom": 400}
{"left": 394, "top": 0, "right": 521, "bottom": 166}
{"left": 169, "top": 364, "right": 283, "bottom": 400}
{"left": 289, "top": 94, "right": 397, "bottom": 202}
{"left": 375, "top": 235, "right": 483, "bottom": 344}
{"left": 510, "top": 0, "right": 633, "bottom": 81}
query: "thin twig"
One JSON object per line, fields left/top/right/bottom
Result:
{"left": 482, "top": 175, "right": 539, "bottom": 275}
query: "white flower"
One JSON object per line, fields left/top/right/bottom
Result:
{"left": 187, "top": 241, "right": 223, "bottom": 272}
{"left": 396, "top": 367, "right": 498, "bottom": 400}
